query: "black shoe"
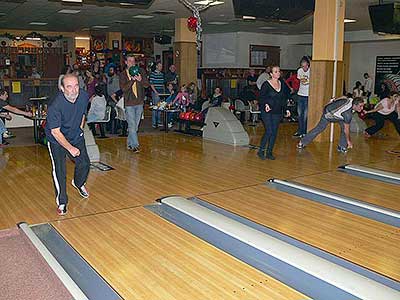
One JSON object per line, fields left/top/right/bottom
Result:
{"left": 337, "top": 146, "right": 348, "bottom": 153}
{"left": 297, "top": 142, "right": 305, "bottom": 149}
{"left": 257, "top": 150, "right": 266, "bottom": 160}
{"left": 71, "top": 180, "right": 89, "bottom": 198}
{"left": 266, "top": 152, "right": 276, "bottom": 160}
{"left": 57, "top": 204, "right": 67, "bottom": 216}
{"left": 131, "top": 147, "right": 140, "bottom": 153}
{"left": 293, "top": 132, "right": 302, "bottom": 137}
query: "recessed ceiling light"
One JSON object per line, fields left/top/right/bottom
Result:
{"left": 279, "top": 19, "right": 290, "bottom": 23}
{"left": 120, "top": 2, "right": 134, "bottom": 5}
{"left": 209, "top": 1, "right": 224, "bottom": 6}
{"left": 208, "top": 21, "right": 229, "bottom": 25}
{"left": 62, "top": 0, "right": 83, "bottom": 3}
{"left": 92, "top": 25, "right": 109, "bottom": 29}
{"left": 114, "top": 20, "right": 131, "bottom": 24}
{"left": 75, "top": 37, "right": 90, "bottom": 40}
{"left": 58, "top": 9, "right": 81, "bottom": 14}
{"left": 80, "top": 27, "right": 90, "bottom": 31}
{"left": 29, "top": 22, "right": 48, "bottom": 26}
{"left": 259, "top": 26, "right": 275, "bottom": 30}
{"left": 26, "top": 37, "right": 41, "bottom": 41}
{"left": 132, "top": 15, "right": 154, "bottom": 19}
{"left": 242, "top": 15, "right": 256, "bottom": 20}
{"left": 194, "top": 0, "right": 211, "bottom": 4}
{"left": 152, "top": 10, "right": 176, "bottom": 15}
{"left": 344, "top": 18, "right": 356, "bottom": 23}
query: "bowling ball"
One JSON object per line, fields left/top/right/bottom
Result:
{"left": 189, "top": 112, "right": 196, "bottom": 121}
{"left": 129, "top": 65, "right": 140, "bottom": 77}
{"left": 179, "top": 112, "right": 185, "bottom": 120}
{"left": 184, "top": 112, "right": 191, "bottom": 120}
{"left": 195, "top": 113, "right": 203, "bottom": 122}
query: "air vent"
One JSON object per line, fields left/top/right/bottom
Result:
{"left": 152, "top": 10, "right": 176, "bottom": 15}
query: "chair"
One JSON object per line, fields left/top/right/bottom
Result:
{"left": 89, "top": 106, "right": 111, "bottom": 138}
{"left": 201, "top": 100, "right": 210, "bottom": 111}
{"left": 249, "top": 103, "right": 260, "bottom": 127}
{"left": 234, "top": 99, "right": 250, "bottom": 122}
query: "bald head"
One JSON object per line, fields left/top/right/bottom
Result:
{"left": 60, "top": 73, "right": 79, "bottom": 102}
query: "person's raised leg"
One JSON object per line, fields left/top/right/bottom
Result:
{"left": 365, "top": 112, "right": 384, "bottom": 136}
{"left": 387, "top": 111, "right": 400, "bottom": 135}
{"left": 299, "top": 116, "right": 329, "bottom": 147}
{"left": 71, "top": 139, "right": 90, "bottom": 196}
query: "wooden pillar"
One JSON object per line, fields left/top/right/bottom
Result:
{"left": 309, "top": 0, "right": 345, "bottom": 142}
{"left": 173, "top": 18, "right": 197, "bottom": 86}
{"left": 343, "top": 42, "right": 351, "bottom": 93}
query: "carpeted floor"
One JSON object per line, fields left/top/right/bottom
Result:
{"left": 0, "top": 227, "right": 72, "bottom": 300}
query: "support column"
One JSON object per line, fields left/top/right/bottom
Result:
{"left": 173, "top": 18, "right": 197, "bottom": 86}
{"left": 106, "top": 32, "right": 121, "bottom": 50}
{"left": 308, "top": 0, "right": 345, "bottom": 142}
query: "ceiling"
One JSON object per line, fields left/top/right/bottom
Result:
{"left": 0, "top": 0, "right": 389, "bottom": 37}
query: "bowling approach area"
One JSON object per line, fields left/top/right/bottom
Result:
{"left": 0, "top": 123, "right": 399, "bottom": 300}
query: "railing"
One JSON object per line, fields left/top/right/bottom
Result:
{"left": 1, "top": 78, "right": 59, "bottom": 107}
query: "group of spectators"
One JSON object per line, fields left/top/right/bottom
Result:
{"left": 351, "top": 73, "right": 400, "bottom": 138}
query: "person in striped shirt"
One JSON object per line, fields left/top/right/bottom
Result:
{"left": 150, "top": 62, "right": 165, "bottom": 128}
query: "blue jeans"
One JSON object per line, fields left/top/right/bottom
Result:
{"left": 0, "top": 119, "right": 6, "bottom": 144}
{"left": 297, "top": 95, "right": 308, "bottom": 135}
{"left": 259, "top": 113, "right": 281, "bottom": 153}
{"left": 301, "top": 117, "right": 348, "bottom": 149}
{"left": 152, "top": 92, "right": 161, "bottom": 127}
{"left": 125, "top": 105, "right": 143, "bottom": 148}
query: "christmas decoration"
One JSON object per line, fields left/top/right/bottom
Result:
{"left": 187, "top": 16, "right": 198, "bottom": 31}
{"left": 0, "top": 32, "right": 63, "bottom": 42}
{"left": 178, "top": 0, "right": 221, "bottom": 50}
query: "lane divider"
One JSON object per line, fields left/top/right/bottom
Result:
{"left": 267, "top": 178, "right": 400, "bottom": 228}
{"left": 19, "top": 222, "right": 89, "bottom": 300}
{"left": 160, "top": 196, "right": 400, "bottom": 300}
{"left": 339, "top": 164, "right": 400, "bottom": 184}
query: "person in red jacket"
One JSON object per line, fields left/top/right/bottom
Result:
{"left": 285, "top": 71, "right": 300, "bottom": 94}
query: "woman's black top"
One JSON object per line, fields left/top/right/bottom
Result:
{"left": 259, "top": 79, "right": 290, "bottom": 115}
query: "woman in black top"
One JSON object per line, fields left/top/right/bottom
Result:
{"left": 258, "top": 65, "right": 290, "bottom": 160}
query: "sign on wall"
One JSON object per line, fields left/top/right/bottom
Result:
{"left": 374, "top": 56, "right": 400, "bottom": 94}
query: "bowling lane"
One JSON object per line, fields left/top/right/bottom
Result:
{"left": 53, "top": 207, "right": 308, "bottom": 300}
{"left": 200, "top": 185, "right": 400, "bottom": 282}
{"left": 294, "top": 171, "right": 400, "bottom": 211}
{"left": 366, "top": 159, "right": 400, "bottom": 174}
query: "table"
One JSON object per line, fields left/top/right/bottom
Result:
{"left": 31, "top": 116, "right": 46, "bottom": 144}
{"left": 151, "top": 107, "right": 180, "bottom": 133}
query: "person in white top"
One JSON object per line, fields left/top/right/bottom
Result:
{"left": 294, "top": 56, "right": 311, "bottom": 137}
{"left": 256, "top": 66, "right": 271, "bottom": 90}
{"left": 363, "top": 73, "right": 373, "bottom": 103}
{"left": 87, "top": 85, "right": 107, "bottom": 124}
{"left": 364, "top": 91, "right": 400, "bottom": 137}
{"left": 352, "top": 81, "right": 364, "bottom": 98}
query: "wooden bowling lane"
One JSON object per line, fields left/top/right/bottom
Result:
{"left": 52, "top": 207, "right": 308, "bottom": 300}
{"left": 294, "top": 171, "right": 400, "bottom": 211}
{"left": 200, "top": 185, "right": 400, "bottom": 282}
{"left": 366, "top": 159, "right": 400, "bottom": 174}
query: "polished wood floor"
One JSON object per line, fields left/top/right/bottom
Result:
{"left": 53, "top": 207, "right": 308, "bottom": 300}
{"left": 0, "top": 122, "right": 399, "bottom": 299}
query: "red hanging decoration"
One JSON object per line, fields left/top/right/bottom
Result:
{"left": 187, "top": 16, "right": 198, "bottom": 32}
